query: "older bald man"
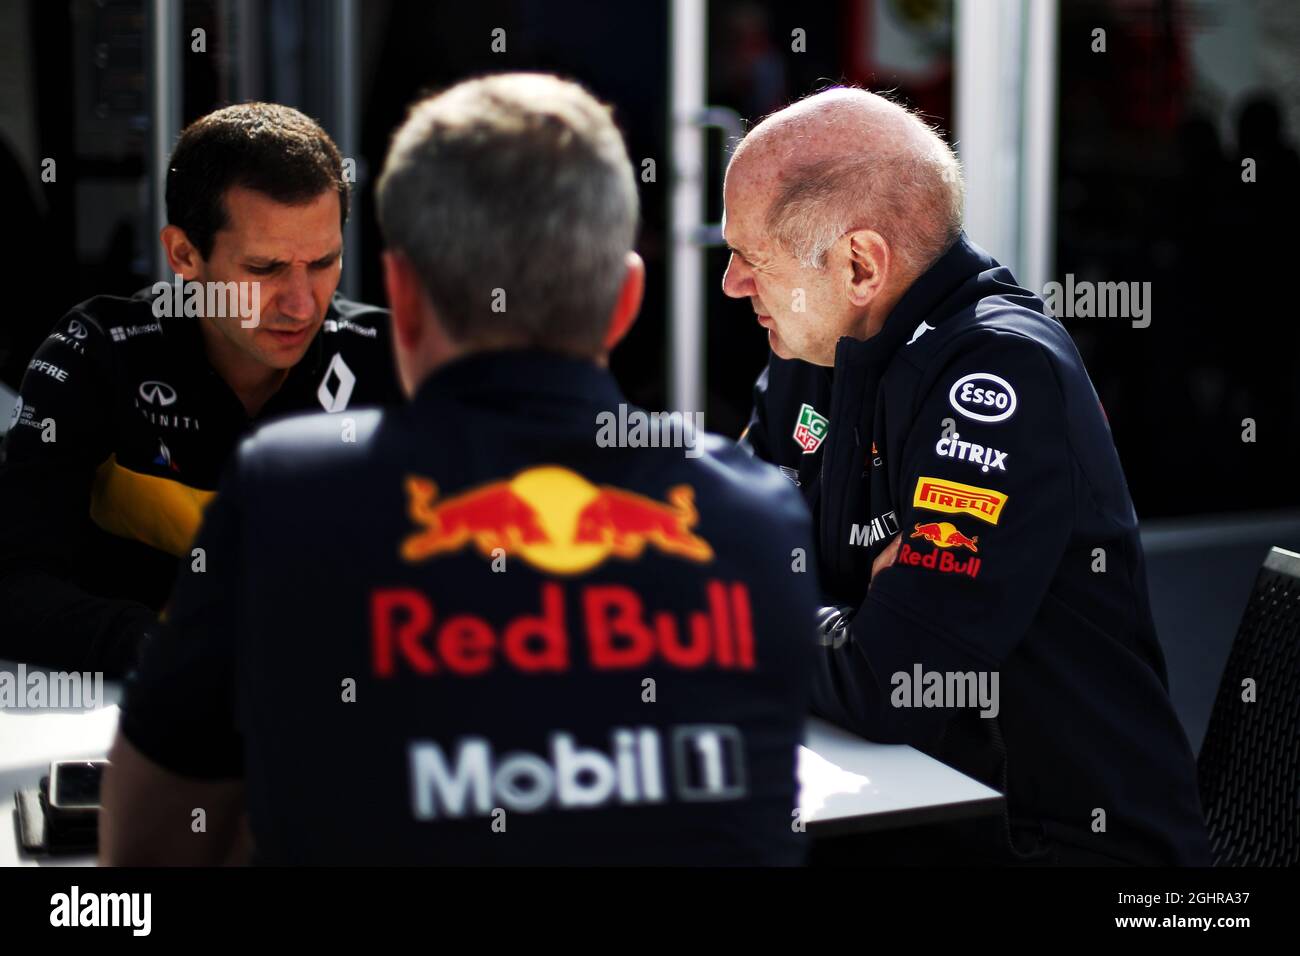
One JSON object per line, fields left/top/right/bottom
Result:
{"left": 725, "top": 88, "right": 1209, "bottom": 866}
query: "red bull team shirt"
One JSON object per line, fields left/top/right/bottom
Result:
{"left": 118, "top": 350, "right": 818, "bottom": 864}
{"left": 740, "top": 232, "right": 1211, "bottom": 866}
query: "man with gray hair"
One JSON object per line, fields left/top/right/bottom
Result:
{"left": 727, "top": 88, "right": 1209, "bottom": 865}
{"left": 102, "top": 74, "right": 817, "bottom": 865}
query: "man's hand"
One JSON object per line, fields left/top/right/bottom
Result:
{"left": 100, "top": 734, "right": 245, "bottom": 866}
{"left": 871, "top": 535, "right": 902, "bottom": 586}
{"left": 814, "top": 536, "right": 903, "bottom": 649}
{"left": 815, "top": 605, "right": 853, "bottom": 648}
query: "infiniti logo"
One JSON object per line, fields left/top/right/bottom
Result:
{"left": 67, "top": 320, "right": 89, "bottom": 340}
{"left": 138, "top": 380, "right": 177, "bottom": 406}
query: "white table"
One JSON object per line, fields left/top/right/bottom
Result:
{"left": 798, "top": 716, "right": 1003, "bottom": 835}
{"left": 1, "top": 663, "right": 1002, "bottom": 865}
{"left": 0, "top": 667, "right": 122, "bottom": 867}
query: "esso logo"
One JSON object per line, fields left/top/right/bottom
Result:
{"left": 949, "top": 373, "right": 1017, "bottom": 423}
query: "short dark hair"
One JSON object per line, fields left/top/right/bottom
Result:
{"left": 376, "top": 74, "right": 638, "bottom": 356}
{"left": 165, "top": 102, "right": 349, "bottom": 258}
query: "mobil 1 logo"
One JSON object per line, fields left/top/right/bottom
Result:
{"left": 672, "top": 724, "right": 747, "bottom": 801}
{"left": 408, "top": 722, "right": 749, "bottom": 819}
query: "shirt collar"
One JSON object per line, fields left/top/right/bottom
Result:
{"left": 412, "top": 348, "right": 627, "bottom": 411}
{"left": 834, "top": 232, "right": 1001, "bottom": 367}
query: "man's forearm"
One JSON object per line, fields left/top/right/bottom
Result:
{"left": 101, "top": 734, "right": 245, "bottom": 866}
{"left": 809, "top": 595, "right": 991, "bottom": 748}
{"left": 810, "top": 604, "right": 900, "bottom": 740}
{"left": 0, "top": 569, "right": 154, "bottom": 674}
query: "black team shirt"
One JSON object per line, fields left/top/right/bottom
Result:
{"left": 741, "top": 233, "right": 1210, "bottom": 865}
{"left": 0, "top": 287, "right": 402, "bottom": 674}
{"left": 119, "top": 350, "right": 817, "bottom": 864}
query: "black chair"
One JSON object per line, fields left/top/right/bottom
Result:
{"left": 1197, "top": 546, "right": 1300, "bottom": 866}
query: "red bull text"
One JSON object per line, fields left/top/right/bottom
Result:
{"left": 898, "top": 542, "right": 982, "bottom": 579}
{"left": 371, "top": 580, "right": 756, "bottom": 677}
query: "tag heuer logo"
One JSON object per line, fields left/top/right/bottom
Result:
{"left": 792, "top": 403, "right": 828, "bottom": 454}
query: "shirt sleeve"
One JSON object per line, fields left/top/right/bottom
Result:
{"left": 118, "top": 454, "right": 247, "bottom": 779}
{"left": 810, "top": 332, "right": 1074, "bottom": 746}
{"left": 0, "top": 314, "right": 155, "bottom": 673}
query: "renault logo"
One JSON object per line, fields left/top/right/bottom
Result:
{"left": 138, "top": 380, "right": 177, "bottom": 406}
{"left": 317, "top": 353, "right": 355, "bottom": 412}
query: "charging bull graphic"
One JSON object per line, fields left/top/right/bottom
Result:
{"left": 910, "top": 521, "right": 979, "bottom": 552}
{"left": 401, "top": 465, "right": 713, "bottom": 575}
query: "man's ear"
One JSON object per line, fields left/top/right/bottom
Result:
{"left": 603, "top": 251, "right": 645, "bottom": 353}
{"left": 383, "top": 250, "right": 425, "bottom": 350}
{"left": 159, "top": 226, "right": 203, "bottom": 280}
{"left": 845, "top": 229, "right": 890, "bottom": 307}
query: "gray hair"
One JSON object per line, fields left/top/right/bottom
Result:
{"left": 762, "top": 111, "right": 964, "bottom": 276}
{"left": 376, "top": 73, "right": 639, "bottom": 354}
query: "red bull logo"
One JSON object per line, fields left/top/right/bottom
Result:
{"left": 910, "top": 521, "right": 979, "bottom": 552}
{"left": 371, "top": 579, "right": 756, "bottom": 677}
{"left": 898, "top": 542, "right": 981, "bottom": 579}
{"left": 401, "top": 466, "right": 713, "bottom": 575}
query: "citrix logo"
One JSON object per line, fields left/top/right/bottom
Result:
{"left": 935, "top": 433, "right": 1009, "bottom": 473}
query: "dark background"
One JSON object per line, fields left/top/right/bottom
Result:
{"left": 1, "top": 0, "right": 1294, "bottom": 521}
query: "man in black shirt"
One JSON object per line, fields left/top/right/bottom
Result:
{"left": 101, "top": 74, "right": 817, "bottom": 865}
{"left": 726, "top": 88, "right": 1207, "bottom": 864}
{"left": 0, "top": 103, "right": 401, "bottom": 675}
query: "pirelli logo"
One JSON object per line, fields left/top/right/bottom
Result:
{"left": 912, "top": 476, "right": 1007, "bottom": 525}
